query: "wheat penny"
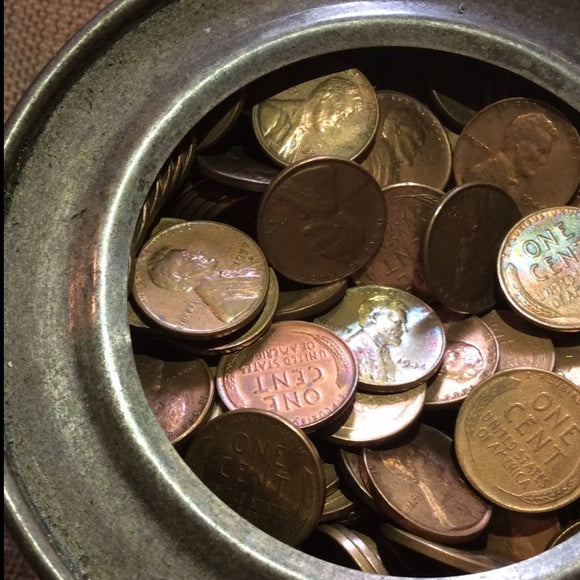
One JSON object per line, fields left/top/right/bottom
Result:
{"left": 183, "top": 408, "right": 325, "bottom": 546}
{"left": 497, "top": 206, "right": 580, "bottom": 332}
{"left": 455, "top": 368, "right": 580, "bottom": 513}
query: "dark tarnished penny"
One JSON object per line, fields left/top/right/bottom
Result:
{"left": 274, "top": 278, "right": 348, "bottom": 321}
{"left": 422, "top": 183, "right": 521, "bottom": 314}
{"left": 134, "top": 353, "right": 214, "bottom": 445}
{"left": 252, "top": 66, "right": 379, "bottom": 166}
{"left": 454, "top": 368, "right": 580, "bottom": 513}
{"left": 453, "top": 97, "right": 580, "bottom": 216}
{"left": 183, "top": 408, "right": 325, "bottom": 546}
{"left": 132, "top": 221, "right": 269, "bottom": 339}
{"left": 335, "top": 448, "right": 379, "bottom": 511}
{"left": 326, "top": 384, "right": 426, "bottom": 447}
{"left": 215, "top": 320, "right": 358, "bottom": 432}
{"left": 379, "top": 522, "right": 512, "bottom": 574}
{"left": 352, "top": 182, "right": 444, "bottom": 302}
{"left": 481, "top": 309, "right": 555, "bottom": 372}
{"left": 547, "top": 520, "right": 580, "bottom": 548}
{"left": 497, "top": 206, "right": 580, "bottom": 332}
{"left": 362, "top": 423, "right": 492, "bottom": 544}
{"left": 359, "top": 90, "right": 452, "bottom": 189}
{"left": 314, "top": 286, "right": 445, "bottom": 392}
{"left": 425, "top": 316, "right": 499, "bottom": 408}
{"left": 196, "top": 143, "right": 279, "bottom": 192}
{"left": 257, "top": 156, "right": 386, "bottom": 284}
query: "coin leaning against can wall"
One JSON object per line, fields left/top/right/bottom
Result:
{"left": 183, "top": 408, "right": 325, "bottom": 547}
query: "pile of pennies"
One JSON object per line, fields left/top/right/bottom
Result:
{"left": 128, "top": 49, "right": 580, "bottom": 576}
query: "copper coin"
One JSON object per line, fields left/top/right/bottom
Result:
{"left": 425, "top": 315, "right": 499, "bottom": 408}
{"left": 351, "top": 182, "right": 444, "bottom": 302}
{"left": 481, "top": 309, "right": 556, "bottom": 372}
{"left": 257, "top": 156, "right": 386, "bottom": 284}
{"left": 553, "top": 345, "right": 580, "bottom": 385}
{"left": 274, "top": 278, "right": 348, "bottom": 321}
{"left": 547, "top": 520, "right": 580, "bottom": 548}
{"left": 359, "top": 90, "right": 452, "bottom": 189}
{"left": 453, "top": 97, "right": 580, "bottom": 216}
{"left": 196, "top": 143, "right": 279, "bottom": 192}
{"left": 215, "top": 320, "right": 358, "bottom": 432}
{"left": 315, "top": 523, "right": 389, "bottom": 574}
{"left": 485, "top": 507, "right": 562, "bottom": 563}
{"left": 421, "top": 182, "right": 521, "bottom": 314}
{"left": 134, "top": 353, "right": 214, "bottom": 445}
{"left": 252, "top": 66, "right": 378, "bottom": 166}
{"left": 132, "top": 221, "right": 269, "bottom": 339}
{"left": 182, "top": 408, "right": 325, "bottom": 546}
{"left": 314, "top": 285, "right": 446, "bottom": 392}
{"left": 194, "top": 90, "right": 244, "bottom": 152}
{"left": 326, "top": 384, "right": 426, "bottom": 447}
{"left": 170, "top": 267, "right": 279, "bottom": 356}
{"left": 454, "top": 368, "right": 580, "bottom": 513}
{"left": 335, "top": 448, "right": 379, "bottom": 511}
{"left": 497, "top": 206, "right": 580, "bottom": 332}
{"left": 379, "top": 522, "right": 512, "bottom": 574}
{"left": 362, "top": 423, "right": 492, "bottom": 544}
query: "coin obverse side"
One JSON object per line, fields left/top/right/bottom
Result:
{"left": 183, "top": 408, "right": 325, "bottom": 546}
{"left": 497, "top": 206, "right": 580, "bottom": 332}
{"left": 455, "top": 368, "right": 580, "bottom": 513}
{"left": 453, "top": 97, "right": 580, "bottom": 216}
{"left": 132, "top": 221, "right": 269, "bottom": 339}
{"left": 252, "top": 67, "right": 379, "bottom": 167}
{"left": 135, "top": 353, "right": 215, "bottom": 445}
{"left": 360, "top": 90, "right": 452, "bottom": 190}
{"left": 257, "top": 156, "right": 386, "bottom": 285}
{"left": 422, "top": 183, "right": 522, "bottom": 314}
{"left": 314, "top": 285, "right": 446, "bottom": 392}
{"left": 362, "top": 423, "right": 492, "bottom": 544}
{"left": 215, "top": 320, "right": 358, "bottom": 432}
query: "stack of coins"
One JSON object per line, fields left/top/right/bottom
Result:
{"left": 128, "top": 48, "right": 579, "bottom": 576}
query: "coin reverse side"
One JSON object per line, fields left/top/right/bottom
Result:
{"left": 455, "top": 368, "right": 580, "bottom": 513}
{"left": 498, "top": 206, "right": 580, "bottom": 332}
{"left": 183, "top": 408, "right": 325, "bottom": 546}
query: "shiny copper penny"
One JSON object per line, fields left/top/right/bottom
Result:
{"left": 351, "top": 182, "right": 444, "bottom": 302}
{"left": 215, "top": 320, "right": 358, "bottom": 432}
{"left": 132, "top": 221, "right": 269, "bottom": 339}
{"left": 183, "top": 408, "right": 325, "bottom": 546}
{"left": 453, "top": 97, "right": 580, "bottom": 216}
{"left": 481, "top": 309, "right": 555, "bottom": 372}
{"left": 497, "top": 206, "right": 580, "bottom": 332}
{"left": 422, "top": 183, "right": 521, "bottom": 314}
{"left": 425, "top": 316, "right": 499, "bottom": 408}
{"left": 359, "top": 90, "right": 452, "bottom": 189}
{"left": 379, "top": 522, "right": 512, "bottom": 574}
{"left": 134, "top": 353, "right": 214, "bottom": 445}
{"left": 252, "top": 66, "right": 379, "bottom": 166}
{"left": 314, "top": 285, "right": 446, "bottom": 392}
{"left": 170, "top": 267, "right": 279, "bottom": 356}
{"left": 257, "top": 156, "right": 386, "bottom": 284}
{"left": 274, "top": 279, "right": 348, "bottom": 321}
{"left": 326, "top": 384, "right": 426, "bottom": 447}
{"left": 362, "top": 423, "right": 492, "bottom": 544}
{"left": 454, "top": 368, "right": 580, "bottom": 513}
